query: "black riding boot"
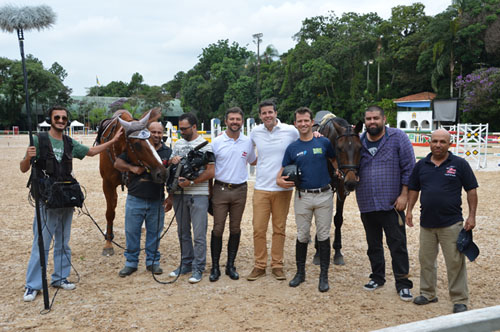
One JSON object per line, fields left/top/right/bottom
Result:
{"left": 209, "top": 231, "right": 222, "bottom": 282}
{"left": 289, "top": 240, "right": 308, "bottom": 287}
{"left": 318, "top": 238, "right": 331, "bottom": 292}
{"left": 313, "top": 235, "right": 320, "bottom": 265}
{"left": 225, "top": 232, "right": 240, "bottom": 280}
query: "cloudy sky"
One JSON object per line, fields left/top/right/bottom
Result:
{"left": 1, "top": 0, "right": 451, "bottom": 96}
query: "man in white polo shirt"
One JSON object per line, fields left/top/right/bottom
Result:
{"left": 209, "top": 107, "right": 257, "bottom": 282}
{"left": 247, "top": 100, "right": 299, "bottom": 281}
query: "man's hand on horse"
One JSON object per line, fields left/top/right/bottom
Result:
{"left": 130, "top": 165, "right": 145, "bottom": 175}
{"left": 277, "top": 175, "right": 295, "bottom": 189}
{"left": 312, "top": 131, "right": 323, "bottom": 138}
{"left": 111, "top": 127, "right": 123, "bottom": 142}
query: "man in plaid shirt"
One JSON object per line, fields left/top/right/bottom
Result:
{"left": 356, "top": 105, "right": 415, "bottom": 302}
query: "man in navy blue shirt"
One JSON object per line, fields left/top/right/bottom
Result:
{"left": 277, "top": 107, "right": 336, "bottom": 292}
{"left": 406, "top": 129, "right": 478, "bottom": 314}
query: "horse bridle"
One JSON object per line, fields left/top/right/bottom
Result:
{"left": 334, "top": 131, "right": 360, "bottom": 181}
{"left": 125, "top": 129, "right": 158, "bottom": 173}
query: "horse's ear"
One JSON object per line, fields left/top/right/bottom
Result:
{"left": 147, "top": 107, "right": 162, "bottom": 123}
{"left": 354, "top": 121, "right": 363, "bottom": 134}
{"left": 332, "top": 121, "right": 344, "bottom": 135}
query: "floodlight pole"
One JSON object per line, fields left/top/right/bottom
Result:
{"left": 17, "top": 27, "right": 50, "bottom": 310}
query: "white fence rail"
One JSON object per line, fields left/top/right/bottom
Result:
{"left": 372, "top": 305, "right": 500, "bottom": 332}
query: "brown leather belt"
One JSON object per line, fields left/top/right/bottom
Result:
{"left": 298, "top": 184, "right": 332, "bottom": 194}
{"left": 214, "top": 180, "right": 247, "bottom": 189}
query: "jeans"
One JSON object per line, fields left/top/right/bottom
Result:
{"left": 25, "top": 204, "right": 73, "bottom": 290}
{"left": 173, "top": 194, "right": 208, "bottom": 272}
{"left": 124, "top": 195, "right": 165, "bottom": 268}
{"left": 361, "top": 210, "right": 413, "bottom": 291}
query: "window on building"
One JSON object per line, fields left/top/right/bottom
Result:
{"left": 400, "top": 120, "right": 407, "bottom": 128}
{"left": 421, "top": 120, "right": 430, "bottom": 129}
{"left": 410, "top": 120, "right": 418, "bottom": 128}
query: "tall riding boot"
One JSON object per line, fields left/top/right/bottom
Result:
{"left": 318, "top": 238, "right": 331, "bottom": 292}
{"left": 289, "top": 239, "right": 308, "bottom": 287}
{"left": 209, "top": 231, "right": 223, "bottom": 282}
{"left": 225, "top": 232, "right": 240, "bottom": 280}
{"left": 313, "top": 235, "right": 320, "bottom": 265}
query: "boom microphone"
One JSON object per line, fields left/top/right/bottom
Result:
{"left": 0, "top": 5, "right": 55, "bottom": 32}
{"left": 0, "top": 4, "right": 56, "bottom": 312}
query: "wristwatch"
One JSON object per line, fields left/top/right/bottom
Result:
{"left": 189, "top": 180, "right": 195, "bottom": 186}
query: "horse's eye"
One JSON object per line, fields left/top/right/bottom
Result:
{"left": 133, "top": 141, "right": 142, "bottom": 151}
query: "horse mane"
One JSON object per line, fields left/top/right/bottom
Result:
{"left": 320, "top": 113, "right": 336, "bottom": 126}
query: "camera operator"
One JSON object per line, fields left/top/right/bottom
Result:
{"left": 166, "top": 113, "right": 214, "bottom": 284}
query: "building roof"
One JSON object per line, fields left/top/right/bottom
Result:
{"left": 393, "top": 92, "right": 437, "bottom": 103}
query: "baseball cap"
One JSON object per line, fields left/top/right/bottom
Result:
{"left": 457, "top": 229, "right": 480, "bottom": 262}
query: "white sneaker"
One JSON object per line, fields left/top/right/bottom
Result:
{"left": 52, "top": 279, "right": 76, "bottom": 290}
{"left": 23, "top": 288, "right": 38, "bottom": 302}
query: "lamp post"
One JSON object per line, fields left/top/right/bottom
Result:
{"left": 363, "top": 59, "right": 374, "bottom": 92}
{"left": 253, "top": 33, "right": 263, "bottom": 103}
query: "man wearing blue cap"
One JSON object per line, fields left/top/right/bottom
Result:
{"left": 406, "top": 129, "right": 478, "bottom": 313}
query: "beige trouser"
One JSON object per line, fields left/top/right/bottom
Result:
{"left": 419, "top": 221, "right": 469, "bottom": 305}
{"left": 252, "top": 189, "right": 293, "bottom": 269}
{"left": 294, "top": 190, "right": 333, "bottom": 243}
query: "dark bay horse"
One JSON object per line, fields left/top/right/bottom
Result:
{"left": 313, "top": 113, "right": 362, "bottom": 265}
{"left": 97, "top": 108, "right": 167, "bottom": 256}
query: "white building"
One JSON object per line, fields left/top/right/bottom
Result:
{"left": 394, "top": 92, "right": 437, "bottom": 131}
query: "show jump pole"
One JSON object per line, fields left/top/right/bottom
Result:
{"left": 0, "top": 4, "right": 56, "bottom": 311}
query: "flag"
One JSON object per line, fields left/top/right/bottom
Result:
{"left": 96, "top": 76, "right": 101, "bottom": 86}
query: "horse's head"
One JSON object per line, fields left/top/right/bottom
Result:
{"left": 118, "top": 110, "right": 167, "bottom": 183}
{"left": 332, "top": 120, "right": 363, "bottom": 193}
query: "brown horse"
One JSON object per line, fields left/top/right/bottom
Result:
{"left": 313, "top": 114, "right": 363, "bottom": 265}
{"left": 97, "top": 108, "right": 167, "bottom": 256}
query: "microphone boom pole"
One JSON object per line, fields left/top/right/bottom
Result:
{"left": 0, "top": 4, "right": 56, "bottom": 310}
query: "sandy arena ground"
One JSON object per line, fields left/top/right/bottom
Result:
{"left": 0, "top": 134, "right": 499, "bottom": 331}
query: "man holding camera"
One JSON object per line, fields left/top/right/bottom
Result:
{"left": 209, "top": 107, "right": 256, "bottom": 282}
{"left": 168, "top": 113, "right": 214, "bottom": 283}
{"left": 20, "top": 106, "right": 122, "bottom": 302}
{"left": 277, "top": 107, "right": 336, "bottom": 292}
{"left": 115, "top": 121, "right": 172, "bottom": 278}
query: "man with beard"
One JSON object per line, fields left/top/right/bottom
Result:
{"left": 115, "top": 121, "right": 172, "bottom": 278}
{"left": 168, "top": 113, "right": 214, "bottom": 284}
{"left": 355, "top": 105, "right": 415, "bottom": 302}
{"left": 208, "top": 107, "right": 256, "bottom": 282}
{"left": 21, "top": 106, "right": 122, "bottom": 301}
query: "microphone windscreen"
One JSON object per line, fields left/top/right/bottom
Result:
{"left": 0, "top": 5, "right": 56, "bottom": 33}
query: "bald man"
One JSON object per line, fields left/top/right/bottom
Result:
{"left": 406, "top": 129, "right": 478, "bottom": 313}
{"left": 115, "top": 121, "right": 172, "bottom": 278}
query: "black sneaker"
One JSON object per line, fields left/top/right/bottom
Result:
{"left": 146, "top": 265, "right": 163, "bottom": 275}
{"left": 399, "top": 288, "right": 413, "bottom": 302}
{"left": 119, "top": 266, "right": 138, "bottom": 277}
{"left": 363, "top": 280, "right": 382, "bottom": 291}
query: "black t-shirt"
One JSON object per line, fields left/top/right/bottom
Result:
{"left": 364, "top": 131, "right": 387, "bottom": 156}
{"left": 408, "top": 152, "right": 478, "bottom": 228}
{"left": 118, "top": 143, "right": 172, "bottom": 200}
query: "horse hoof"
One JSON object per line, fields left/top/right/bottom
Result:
{"left": 333, "top": 253, "right": 345, "bottom": 266}
{"left": 312, "top": 253, "right": 320, "bottom": 266}
{"left": 102, "top": 247, "right": 114, "bottom": 256}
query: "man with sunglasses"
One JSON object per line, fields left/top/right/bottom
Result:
{"left": 167, "top": 113, "right": 214, "bottom": 284}
{"left": 114, "top": 121, "right": 172, "bottom": 278}
{"left": 20, "top": 106, "right": 123, "bottom": 302}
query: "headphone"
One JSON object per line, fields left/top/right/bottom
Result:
{"left": 46, "top": 107, "right": 70, "bottom": 128}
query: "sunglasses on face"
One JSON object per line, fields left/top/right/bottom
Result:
{"left": 53, "top": 115, "right": 68, "bottom": 122}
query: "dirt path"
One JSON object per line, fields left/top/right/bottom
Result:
{"left": 1, "top": 135, "right": 499, "bottom": 331}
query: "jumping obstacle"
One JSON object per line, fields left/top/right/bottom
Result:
{"left": 443, "top": 123, "right": 489, "bottom": 169}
